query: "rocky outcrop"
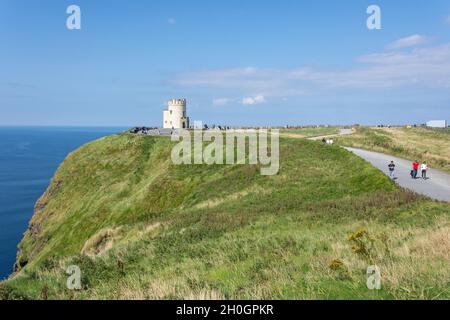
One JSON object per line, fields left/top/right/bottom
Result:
{"left": 13, "top": 180, "right": 62, "bottom": 273}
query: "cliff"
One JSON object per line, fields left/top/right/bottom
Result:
{"left": 1, "top": 133, "right": 449, "bottom": 300}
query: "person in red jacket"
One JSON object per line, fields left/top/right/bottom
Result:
{"left": 412, "top": 161, "right": 420, "bottom": 179}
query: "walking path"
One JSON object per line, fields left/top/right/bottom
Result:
{"left": 304, "top": 128, "right": 450, "bottom": 202}
{"left": 345, "top": 147, "right": 450, "bottom": 202}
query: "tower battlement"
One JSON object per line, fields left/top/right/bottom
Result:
{"left": 168, "top": 99, "right": 187, "bottom": 107}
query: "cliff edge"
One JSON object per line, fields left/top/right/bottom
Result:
{"left": 1, "top": 133, "right": 449, "bottom": 300}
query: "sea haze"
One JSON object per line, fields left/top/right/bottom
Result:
{"left": 0, "top": 127, "right": 126, "bottom": 280}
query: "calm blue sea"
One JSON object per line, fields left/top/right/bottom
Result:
{"left": 0, "top": 127, "right": 126, "bottom": 280}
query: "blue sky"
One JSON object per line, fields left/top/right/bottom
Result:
{"left": 1, "top": 0, "right": 450, "bottom": 126}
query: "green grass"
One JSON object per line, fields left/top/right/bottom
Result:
{"left": 281, "top": 127, "right": 341, "bottom": 138}
{"left": 336, "top": 127, "right": 450, "bottom": 173}
{"left": 1, "top": 133, "right": 449, "bottom": 300}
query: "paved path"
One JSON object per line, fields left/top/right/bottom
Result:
{"left": 345, "top": 147, "right": 450, "bottom": 202}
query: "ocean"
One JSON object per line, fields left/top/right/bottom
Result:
{"left": 0, "top": 127, "right": 126, "bottom": 280}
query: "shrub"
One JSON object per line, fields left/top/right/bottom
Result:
{"left": 347, "top": 228, "right": 376, "bottom": 263}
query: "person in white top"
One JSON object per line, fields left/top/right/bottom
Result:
{"left": 421, "top": 162, "right": 429, "bottom": 180}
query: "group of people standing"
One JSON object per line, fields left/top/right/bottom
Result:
{"left": 388, "top": 160, "right": 429, "bottom": 180}
{"left": 321, "top": 138, "right": 334, "bottom": 145}
{"left": 411, "top": 161, "right": 429, "bottom": 179}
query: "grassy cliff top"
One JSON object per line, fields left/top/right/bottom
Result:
{"left": 280, "top": 126, "right": 342, "bottom": 138}
{"left": 336, "top": 127, "right": 450, "bottom": 173}
{"left": 1, "top": 133, "right": 449, "bottom": 300}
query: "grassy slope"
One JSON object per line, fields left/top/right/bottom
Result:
{"left": 1, "top": 133, "right": 449, "bottom": 300}
{"left": 280, "top": 127, "right": 341, "bottom": 138}
{"left": 336, "top": 127, "right": 450, "bottom": 173}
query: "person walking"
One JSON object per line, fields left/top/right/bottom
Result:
{"left": 388, "top": 161, "right": 396, "bottom": 180}
{"left": 412, "top": 161, "right": 419, "bottom": 179}
{"left": 421, "top": 162, "right": 429, "bottom": 180}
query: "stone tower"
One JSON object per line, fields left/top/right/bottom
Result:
{"left": 163, "top": 99, "right": 189, "bottom": 129}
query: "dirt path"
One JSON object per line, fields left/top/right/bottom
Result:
{"left": 308, "top": 128, "right": 354, "bottom": 141}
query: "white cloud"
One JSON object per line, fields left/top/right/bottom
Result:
{"left": 242, "top": 95, "right": 266, "bottom": 105}
{"left": 447, "top": 15, "right": 450, "bottom": 24}
{"left": 386, "top": 34, "right": 429, "bottom": 50}
{"left": 177, "top": 67, "right": 259, "bottom": 88}
{"left": 175, "top": 67, "right": 301, "bottom": 97}
{"left": 212, "top": 98, "right": 231, "bottom": 106}
{"left": 175, "top": 43, "right": 450, "bottom": 95}
{"left": 168, "top": 18, "right": 176, "bottom": 25}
